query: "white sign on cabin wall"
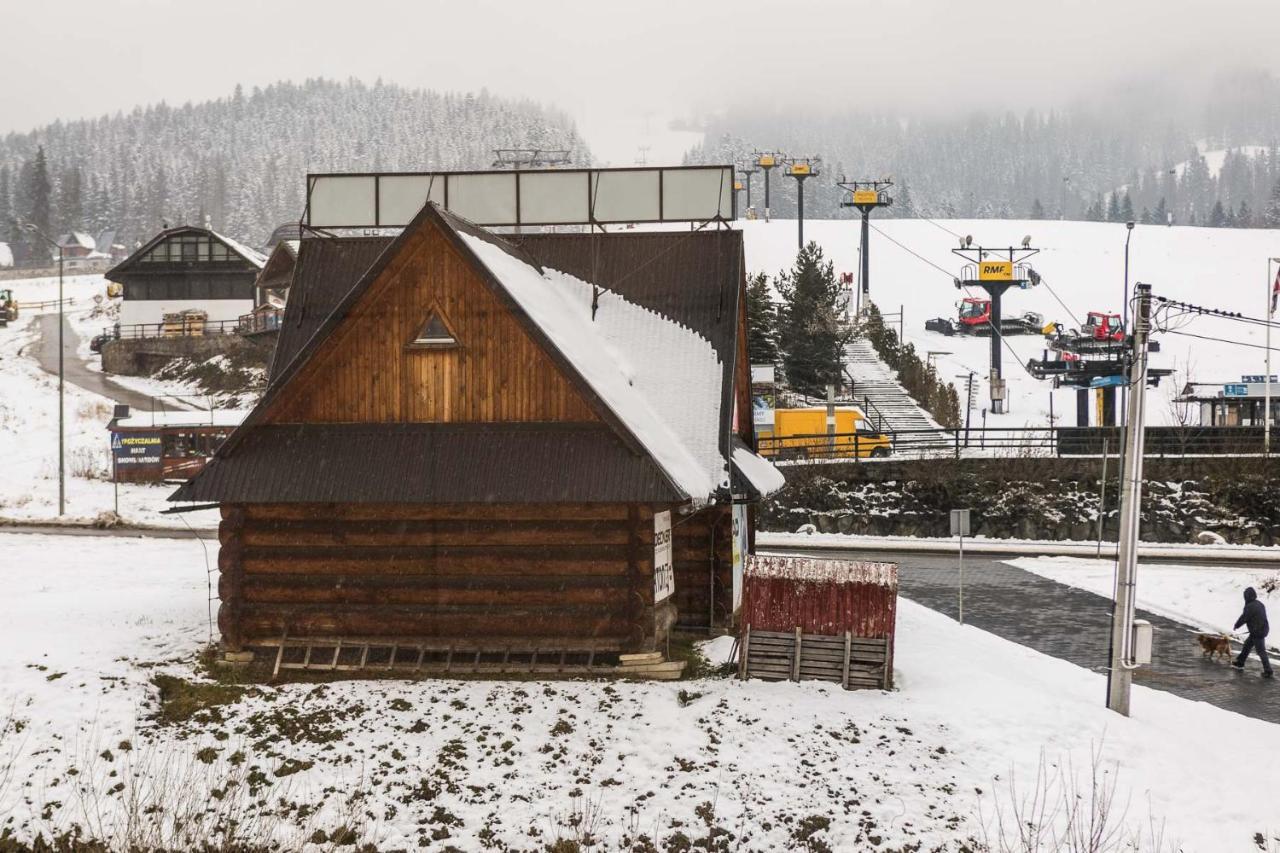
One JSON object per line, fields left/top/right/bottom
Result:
{"left": 731, "top": 503, "right": 747, "bottom": 611}
{"left": 654, "top": 510, "right": 674, "bottom": 603}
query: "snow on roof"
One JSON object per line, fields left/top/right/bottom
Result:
{"left": 458, "top": 231, "right": 727, "bottom": 501}
{"left": 209, "top": 230, "right": 268, "bottom": 268}
{"left": 732, "top": 441, "right": 786, "bottom": 497}
{"left": 113, "top": 409, "right": 249, "bottom": 430}
{"left": 59, "top": 232, "right": 96, "bottom": 250}
{"left": 746, "top": 554, "right": 898, "bottom": 587}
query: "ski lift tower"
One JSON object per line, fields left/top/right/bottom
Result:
{"left": 952, "top": 243, "right": 1041, "bottom": 414}
{"left": 737, "top": 161, "right": 760, "bottom": 217}
{"left": 785, "top": 156, "right": 821, "bottom": 249}
{"left": 751, "top": 151, "right": 784, "bottom": 221}
{"left": 491, "top": 148, "right": 573, "bottom": 169}
{"left": 837, "top": 178, "right": 893, "bottom": 308}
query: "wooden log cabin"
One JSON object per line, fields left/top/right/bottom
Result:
{"left": 171, "top": 202, "right": 785, "bottom": 665}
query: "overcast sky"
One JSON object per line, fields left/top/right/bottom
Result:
{"left": 5, "top": 0, "right": 1280, "bottom": 163}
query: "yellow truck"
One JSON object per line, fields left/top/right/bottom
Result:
{"left": 757, "top": 407, "right": 892, "bottom": 460}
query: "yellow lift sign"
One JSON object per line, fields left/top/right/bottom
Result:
{"left": 758, "top": 154, "right": 776, "bottom": 167}
{"left": 852, "top": 190, "right": 880, "bottom": 204}
{"left": 789, "top": 162, "right": 812, "bottom": 176}
{"left": 978, "top": 260, "right": 1014, "bottom": 281}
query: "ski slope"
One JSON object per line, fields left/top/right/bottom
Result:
{"left": 740, "top": 218, "right": 1280, "bottom": 427}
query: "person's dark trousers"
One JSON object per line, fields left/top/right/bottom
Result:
{"left": 1236, "top": 635, "right": 1273, "bottom": 675}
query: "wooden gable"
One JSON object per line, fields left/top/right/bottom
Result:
{"left": 265, "top": 221, "right": 599, "bottom": 424}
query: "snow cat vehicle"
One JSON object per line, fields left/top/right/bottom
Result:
{"left": 0, "top": 289, "right": 17, "bottom": 327}
{"left": 1044, "top": 311, "right": 1159, "bottom": 356}
{"left": 924, "top": 297, "right": 1047, "bottom": 337}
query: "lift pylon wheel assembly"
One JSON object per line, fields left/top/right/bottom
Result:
{"left": 737, "top": 161, "right": 761, "bottom": 217}
{"left": 784, "top": 156, "right": 822, "bottom": 249}
{"left": 950, "top": 244, "right": 1042, "bottom": 415}
{"left": 838, "top": 178, "right": 894, "bottom": 308}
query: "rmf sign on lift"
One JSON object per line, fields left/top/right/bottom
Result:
{"left": 978, "top": 260, "right": 1014, "bottom": 281}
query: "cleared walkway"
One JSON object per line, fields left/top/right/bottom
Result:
{"left": 34, "top": 313, "right": 163, "bottom": 411}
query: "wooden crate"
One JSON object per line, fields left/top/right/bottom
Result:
{"left": 738, "top": 626, "right": 892, "bottom": 690}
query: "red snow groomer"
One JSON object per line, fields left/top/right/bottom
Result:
{"left": 1045, "top": 311, "right": 1157, "bottom": 356}
{"left": 925, "top": 297, "right": 1046, "bottom": 337}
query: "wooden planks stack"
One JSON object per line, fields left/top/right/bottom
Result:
{"left": 738, "top": 626, "right": 892, "bottom": 690}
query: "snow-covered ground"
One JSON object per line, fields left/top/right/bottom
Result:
{"left": 739, "top": 218, "right": 1280, "bottom": 427}
{"left": 1012, "top": 556, "right": 1279, "bottom": 648}
{"left": 0, "top": 275, "right": 218, "bottom": 527}
{"left": 0, "top": 530, "right": 1277, "bottom": 851}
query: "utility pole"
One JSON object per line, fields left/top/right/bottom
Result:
{"left": 1121, "top": 221, "right": 1135, "bottom": 423}
{"left": 1106, "top": 282, "right": 1152, "bottom": 717}
{"left": 751, "top": 151, "right": 783, "bottom": 222}
{"left": 785, "top": 157, "right": 821, "bottom": 249}
{"left": 22, "top": 222, "right": 65, "bottom": 516}
{"left": 837, "top": 179, "right": 894, "bottom": 304}
{"left": 738, "top": 162, "right": 760, "bottom": 216}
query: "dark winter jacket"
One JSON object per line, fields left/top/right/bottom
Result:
{"left": 1234, "top": 587, "right": 1269, "bottom": 638}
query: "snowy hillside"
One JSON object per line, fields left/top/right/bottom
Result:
{"left": 741, "top": 218, "right": 1280, "bottom": 427}
{"left": 0, "top": 79, "right": 589, "bottom": 247}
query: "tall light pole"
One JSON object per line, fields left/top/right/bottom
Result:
{"left": 22, "top": 222, "right": 65, "bottom": 516}
{"left": 1120, "top": 221, "right": 1135, "bottom": 424}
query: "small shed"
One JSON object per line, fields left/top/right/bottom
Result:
{"left": 739, "top": 554, "right": 897, "bottom": 689}
{"left": 109, "top": 406, "right": 247, "bottom": 482}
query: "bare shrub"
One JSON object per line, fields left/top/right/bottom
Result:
{"left": 67, "top": 447, "right": 108, "bottom": 480}
{"left": 976, "top": 744, "right": 1180, "bottom": 853}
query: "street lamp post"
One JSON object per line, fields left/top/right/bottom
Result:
{"left": 1267, "top": 258, "right": 1279, "bottom": 456}
{"left": 22, "top": 223, "right": 65, "bottom": 516}
{"left": 1121, "top": 221, "right": 1135, "bottom": 423}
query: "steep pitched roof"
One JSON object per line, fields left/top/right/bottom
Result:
{"left": 173, "top": 204, "right": 766, "bottom": 506}
{"left": 106, "top": 225, "right": 266, "bottom": 281}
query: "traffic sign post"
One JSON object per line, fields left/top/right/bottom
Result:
{"left": 950, "top": 509, "right": 971, "bottom": 624}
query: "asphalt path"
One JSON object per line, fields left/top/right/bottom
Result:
{"left": 767, "top": 546, "right": 1279, "bottom": 724}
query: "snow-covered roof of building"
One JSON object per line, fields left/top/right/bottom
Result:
{"left": 746, "top": 554, "right": 898, "bottom": 587}
{"left": 210, "top": 230, "right": 268, "bottom": 268}
{"left": 458, "top": 230, "right": 726, "bottom": 500}
{"left": 731, "top": 437, "right": 786, "bottom": 498}
{"left": 113, "top": 409, "right": 248, "bottom": 430}
{"left": 58, "top": 232, "right": 96, "bottom": 250}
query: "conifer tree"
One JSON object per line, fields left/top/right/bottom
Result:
{"left": 776, "top": 242, "right": 851, "bottom": 396}
{"left": 1153, "top": 197, "right": 1169, "bottom": 226}
{"left": 1264, "top": 179, "right": 1280, "bottom": 228}
{"left": 746, "top": 272, "right": 779, "bottom": 365}
{"left": 1209, "top": 200, "right": 1226, "bottom": 227}
{"left": 1030, "top": 198, "right": 1045, "bottom": 219}
{"left": 1119, "top": 192, "right": 1134, "bottom": 222}
{"left": 25, "top": 145, "right": 51, "bottom": 236}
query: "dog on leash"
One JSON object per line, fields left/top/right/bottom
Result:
{"left": 1197, "top": 633, "right": 1233, "bottom": 662}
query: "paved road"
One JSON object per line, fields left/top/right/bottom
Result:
{"left": 770, "top": 547, "right": 1279, "bottom": 724}
{"left": 34, "top": 312, "right": 160, "bottom": 411}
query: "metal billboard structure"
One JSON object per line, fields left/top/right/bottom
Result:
{"left": 304, "top": 165, "right": 737, "bottom": 230}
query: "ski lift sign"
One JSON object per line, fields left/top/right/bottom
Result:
{"left": 111, "top": 431, "right": 162, "bottom": 467}
{"left": 654, "top": 511, "right": 675, "bottom": 603}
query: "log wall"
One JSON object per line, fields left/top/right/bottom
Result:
{"left": 217, "top": 502, "right": 731, "bottom": 653}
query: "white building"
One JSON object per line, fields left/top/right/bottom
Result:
{"left": 106, "top": 226, "right": 266, "bottom": 329}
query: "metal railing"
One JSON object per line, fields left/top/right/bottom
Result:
{"left": 758, "top": 425, "right": 1271, "bottom": 462}
{"left": 238, "top": 307, "right": 283, "bottom": 335}
{"left": 106, "top": 318, "right": 242, "bottom": 340}
{"left": 18, "top": 297, "right": 77, "bottom": 310}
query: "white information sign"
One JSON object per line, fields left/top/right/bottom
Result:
{"left": 731, "top": 504, "right": 748, "bottom": 611}
{"left": 654, "top": 510, "right": 674, "bottom": 603}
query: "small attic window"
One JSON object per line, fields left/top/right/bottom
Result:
{"left": 408, "top": 310, "right": 458, "bottom": 348}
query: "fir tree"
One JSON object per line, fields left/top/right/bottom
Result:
{"left": 1105, "top": 192, "right": 1120, "bottom": 222}
{"left": 1140, "top": 206, "right": 1152, "bottom": 225}
{"left": 776, "top": 242, "right": 851, "bottom": 396}
{"left": 1263, "top": 179, "right": 1280, "bottom": 228}
{"left": 745, "top": 272, "right": 779, "bottom": 365}
{"left": 25, "top": 145, "right": 51, "bottom": 236}
{"left": 1153, "top": 197, "right": 1169, "bottom": 226}
{"left": 1237, "top": 200, "right": 1253, "bottom": 227}
{"left": 893, "top": 180, "right": 914, "bottom": 218}
{"left": 58, "top": 166, "right": 83, "bottom": 234}
{"left": 1030, "top": 198, "right": 1045, "bottom": 219}
{"left": 1209, "top": 200, "right": 1227, "bottom": 227}
{"left": 1119, "top": 192, "right": 1134, "bottom": 222}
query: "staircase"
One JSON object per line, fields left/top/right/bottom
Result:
{"left": 844, "top": 338, "right": 949, "bottom": 456}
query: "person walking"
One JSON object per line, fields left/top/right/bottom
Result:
{"left": 1231, "top": 587, "right": 1273, "bottom": 678}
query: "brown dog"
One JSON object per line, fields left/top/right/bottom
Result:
{"left": 1197, "top": 634, "right": 1232, "bottom": 662}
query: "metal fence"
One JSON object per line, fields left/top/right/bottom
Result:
{"left": 758, "top": 425, "right": 1269, "bottom": 462}
{"left": 107, "top": 318, "right": 242, "bottom": 340}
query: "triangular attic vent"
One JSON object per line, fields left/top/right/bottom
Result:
{"left": 409, "top": 310, "right": 457, "bottom": 348}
